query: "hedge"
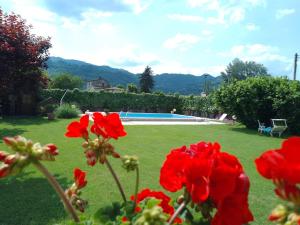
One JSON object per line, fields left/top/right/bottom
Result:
{"left": 40, "top": 89, "right": 216, "bottom": 116}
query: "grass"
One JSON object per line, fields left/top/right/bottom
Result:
{"left": 0, "top": 117, "right": 286, "bottom": 225}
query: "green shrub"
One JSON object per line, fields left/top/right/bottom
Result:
{"left": 214, "top": 76, "right": 300, "bottom": 134}
{"left": 54, "top": 104, "right": 81, "bottom": 118}
{"left": 40, "top": 89, "right": 217, "bottom": 117}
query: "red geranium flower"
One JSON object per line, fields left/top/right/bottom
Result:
{"left": 65, "top": 115, "right": 89, "bottom": 139}
{"left": 45, "top": 144, "right": 59, "bottom": 156}
{"left": 74, "top": 168, "right": 87, "bottom": 189}
{"left": 212, "top": 173, "right": 253, "bottom": 225}
{"left": 131, "top": 188, "right": 182, "bottom": 224}
{"left": 255, "top": 137, "right": 300, "bottom": 202}
{"left": 91, "top": 112, "right": 126, "bottom": 139}
{"left": 160, "top": 141, "right": 253, "bottom": 225}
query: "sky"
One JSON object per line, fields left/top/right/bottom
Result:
{"left": 0, "top": 0, "right": 299, "bottom": 78}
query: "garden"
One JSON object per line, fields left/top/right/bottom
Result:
{"left": 1, "top": 6, "right": 300, "bottom": 225}
{"left": 0, "top": 116, "right": 297, "bottom": 225}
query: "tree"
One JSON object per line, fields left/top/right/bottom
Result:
{"left": 0, "top": 8, "right": 51, "bottom": 115}
{"left": 127, "top": 83, "right": 138, "bottom": 93}
{"left": 221, "top": 58, "right": 269, "bottom": 83}
{"left": 50, "top": 73, "right": 84, "bottom": 90}
{"left": 139, "top": 66, "right": 154, "bottom": 93}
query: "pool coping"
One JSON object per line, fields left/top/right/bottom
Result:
{"left": 83, "top": 112, "right": 225, "bottom": 125}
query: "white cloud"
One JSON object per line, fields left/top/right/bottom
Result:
{"left": 229, "top": 7, "right": 245, "bottom": 23}
{"left": 163, "top": 34, "right": 200, "bottom": 51}
{"left": 276, "top": 8, "right": 295, "bottom": 19}
{"left": 121, "top": 0, "right": 152, "bottom": 14}
{"left": 185, "top": 0, "right": 265, "bottom": 26}
{"left": 218, "top": 44, "right": 295, "bottom": 76}
{"left": 167, "top": 14, "right": 204, "bottom": 23}
{"left": 149, "top": 60, "right": 225, "bottom": 75}
{"left": 218, "top": 44, "right": 289, "bottom": 62}
{"left": 245, "top": 0, "right": 266, "bottom": 7}
{"left": 187, "top": 0, "right": 220, "bottom": 10}
{"left": 246, "top": 23, "right": 260, "bottom": 31}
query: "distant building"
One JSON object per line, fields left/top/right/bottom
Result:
{"left": 86, "top": 77, "right": 125, "bottom": 93}
{"left": 86, "top": 77, "right": 110, "bottom": 90}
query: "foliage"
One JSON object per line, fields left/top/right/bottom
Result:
{"left": 0, "top": 8, "right": 51, "bottom": 115}
{"left": 139, "top": 66, "right": 154, "bottom": 93}
{"left": 214, "top": 76, "right": 300, "bottom": 134}
{"left": 54, "top": 104, "right": 81, "bottom": 118}
{"left": 181, "top": 95, "right": 218, "bottom": 117}
{"left": 41, "top": 89, "right": 183, "bottom": 113}
{"left": 50, "top": 73, "right": 84, "bottom": 90}
{"left": 127, "top": 83, "right": 138, "bottom": 93}
{"left": 221, "top": 58, "right": 269, "bottom": 83}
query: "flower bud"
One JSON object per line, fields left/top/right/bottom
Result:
{"left": 134, "top": 205, "right": 167, "bottom": 225}
{"left": 122, "top": 155, "right": 139, "bottom": 172}
{"left": 0, "top": 165, "right": 10, "bottom": 178}
{"left": 99, "top": 154, "right": 106, "bottom": 164}
{"left": 44, "top": 144, "right": 58, "bottom": 156}
{"left": 269, "top": 204, "right": 287, "bottom": 222}
{"left": 176, "top": 195, "right": 184, "bottom": 204}
{"left": 3, "top": 137, "right": 16, "bottom": 147}
{"left": 0, "top": 151, "right": 9, "bottom": 161}
{"left": 82, "top": 141, "right": 89, "bottom": 149}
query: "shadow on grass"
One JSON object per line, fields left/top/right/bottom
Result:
{"left": 1, "top": 116, "right": 60, "bottom": 126}
{"left": 229, "top": 126, "right": 288, "bottom": 139}
{"left": 0, "top": 128, "right": 27, "bottom": 142}
{"left": 0, "top": 171, "right": 71, "bottom": 225}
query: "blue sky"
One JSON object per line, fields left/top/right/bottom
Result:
{"left": 0, "top": 0, "right": 299, "bottom": 78}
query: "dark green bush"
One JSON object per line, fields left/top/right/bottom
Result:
{"left": 54, "top": 104, "right": 81, "bottom": 118}
{"left": 40, "top": 89, "right": 217, "bottom": 117}
{"left": 214, "top": 77, "right": 300, "bottom": 134}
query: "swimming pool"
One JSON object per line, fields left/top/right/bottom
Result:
{"left": 119, "top": 112, "right": 198, "bottom": 120}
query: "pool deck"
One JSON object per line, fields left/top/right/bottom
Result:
{"left": 122, "top": 120, "right": 224, "bottom": 125}
{"left": 84, "top": 112, "right": 224, "bottom": 125}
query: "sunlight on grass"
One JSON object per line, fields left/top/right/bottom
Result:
{"left": 0, "top": 117, "right": 284, "bottom": 225}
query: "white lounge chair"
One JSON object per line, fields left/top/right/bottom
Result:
{"left": 218, "top": 113, "right": 227, "bottom": 121}
{"left": 257, "top": 120, "right": 265, "bottom": 134}
{"left": 270, "top": 119, "right": 288, "bottom": 137}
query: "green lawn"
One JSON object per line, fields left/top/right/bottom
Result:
{"left": 0, "top": 117, "right": 285, "bottom": 225}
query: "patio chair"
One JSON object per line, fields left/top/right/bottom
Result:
{"left": 270, "top": 119, "right": 288, "bottom": 137}
{"left": 218, "top": 113, "right": 227, "bottom": 121}
{"left": 257, "top": 120, "right": 265, "bottom": 134}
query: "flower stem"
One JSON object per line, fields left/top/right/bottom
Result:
{"left": 33, "top": 160, "right": 80, "bottom": 223}
{"left": 105, "top": 159, "right": 127, "bottom": 203}
{"left": 133, "top": 167, "right": 140, "bottom": 211}
{"left": 168, "top": 201, "right": 187, "bottom": 225}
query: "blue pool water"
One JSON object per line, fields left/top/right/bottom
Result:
{"left": 119, "top": 112, "right": 194, "bottom": 119}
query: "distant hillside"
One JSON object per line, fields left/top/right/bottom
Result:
{"left": 47, "top": 57, "right": 138, "bottom": 86}
{"left": 46, "top": 57, "right": 223, "bottom": 95}
{"left": 154, "top": 73, "right": 222, "bottom": 95}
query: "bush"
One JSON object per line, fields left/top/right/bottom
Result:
{"left": 54, "top": 104, "right": 81, "bottom": 118}
{"left": 40, "top": 89, "right": 217, "bottom": 117}
{"left": 214, "top": 76, "right": 300, "bottom": 134}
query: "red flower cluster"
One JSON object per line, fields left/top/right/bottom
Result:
{"left": 65, "top": 113, "right": 126, "bottom": 140}
{"left": 0, "top": 151, "right": 15, "bottom": 178}
{"left": 160, "top": 141, "right": 253, "bottom": 225}
{"left": 74, "top": 168, "right": 87, "bottom": 189}
{"left": 131, "top": 188, "right": 182, "bottom": 224}
{"left": 91, "top": 112, "right": 127, "bottom": 139}
{"left": 255, "top": 137, "right": 300, "bottom": 203}
{"left": 65, "top": 115, "right": 89, "bottom": 139}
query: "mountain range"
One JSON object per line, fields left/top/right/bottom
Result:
{"left": 46, "top": 57, "right": 223, "bottom": 95}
